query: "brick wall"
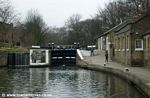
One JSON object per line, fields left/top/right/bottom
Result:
{"left": 144, "top": 34, "right": 150, "bottom": 67}
{"left": 131, "top": 15, "right": 150, "bottom": 66}
{"left": 113, "top": 26, "right": 132, "bottom": 66}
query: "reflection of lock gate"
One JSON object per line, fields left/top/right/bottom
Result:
{"left": 51, "top": 49, "right": 76, "bottom": 65}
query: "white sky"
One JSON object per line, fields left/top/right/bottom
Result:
{"left": 11, "top": 0, "right": 110, "bottom": 27}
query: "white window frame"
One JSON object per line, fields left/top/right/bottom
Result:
{"left": 135, "top": 39, "right": 143, "bottom": 51}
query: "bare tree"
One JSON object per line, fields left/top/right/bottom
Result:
{"left": 65, "top": 14, "right": 82, "bottom": 29}
{"left": 126, "top": 0, "right": 150, "bottom": 16}
{"left": 45, "top": 27, "right": 68, "bottom": 45}
{"left": 95, "top": 0, "right": 150, "bottom": 33}
{"left": 23, "top": 10, "right": 48, "bottom": 46}
{"left": 0, "top": 0, "right": 18, "bottom": 23}
{"left": 65, "top": 14, "right": 82, "bottom": 44}
{"left": 0, "top": 0, "right": 19, "bottom": 45}
{"left": 64, "top": 14, "right": 103, "bottom": 47}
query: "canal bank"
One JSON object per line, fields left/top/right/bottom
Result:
{"left": 0, "top": 48, "right": 29, "bottom": 67}
{"left": 0, "top": 51, "right": 7, "bottom": 67}
{"left": 77, "top": 52, "right": 150, "bottom": 98}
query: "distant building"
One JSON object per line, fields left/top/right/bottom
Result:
{"left": 0, "top": 22, "right": 21, "bottom": 47}
{"left": 98, "top": 13, "right": 150, "bottom": 67}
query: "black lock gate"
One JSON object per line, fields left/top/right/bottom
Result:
{"left": 51, "top": 49, "right": 76, "bottom": 65}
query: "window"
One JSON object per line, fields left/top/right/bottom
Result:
{"left": 135, "top": 39, "right": 143, "bottom": 51}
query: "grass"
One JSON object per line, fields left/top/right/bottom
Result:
{"left": 0, "top": 42, "right": 10, "bottom": 47}
{"left": 0, "top": 42, "right": 29, "bottom": 52}
{"left": 0, "top": 47, "right": 29, "bottom": 52}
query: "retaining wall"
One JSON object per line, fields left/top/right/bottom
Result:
{"left": 0, "top": 51, "right": 7, "bottom": 66}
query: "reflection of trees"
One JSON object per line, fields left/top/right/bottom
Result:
{"left": 76, "top": 70, "right": 107, "bottom": 98}
{"left": 23, "top": 10, "right": 48, "bottom": 46}
{"left": 5, "top": 69, "right": 30, "bottom": 94}
{"left": 104, "top": 73, "right": 110, "bottom": 98}
{"left": 0, "top": 69, "right": 12, "bottom": 93}
{"left": 108, "top": 76, "right": 126, "bottom": 98}
{"left": 0, "top": 68, "right": 48, "bottom": 94}
{"left": 47, "top": 66, "right": 79, "bottom": 97}
{"left": 0, "top": 67, "right": 146, "bottom": 98}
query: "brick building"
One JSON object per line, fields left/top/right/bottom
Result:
{"left": 143, "top": 30, "right": 150, "bottom": 67}
{"left": 98, "top": 14, "right": 150, "bottom": 67}
{"left": 0, "top": 22, "right": 21, "bottom": 47}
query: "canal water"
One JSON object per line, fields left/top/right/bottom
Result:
{"left": 0, "top": 66, "right": 146, "bottom": 98}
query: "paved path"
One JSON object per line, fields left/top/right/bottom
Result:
{"left": 80, "top": 50, "right": 150, "bottom": 85}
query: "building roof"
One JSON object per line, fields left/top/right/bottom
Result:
{"left": 97, "top": 23, "right": 123, "bottom": 38}
{"left": 114, "top": 14, "right": 150, "bottom": 32}
{"left": 97, "top": 13, "right": 150, "bottom": 39}
{"left": 143, "top": 30, "right": 150, "bottom": 36}
{"left": 0, "top": 22, "right": 13, "bottom": 28}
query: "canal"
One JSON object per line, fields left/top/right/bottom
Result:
{"left": 0, "top": 66, "right": 146, "bottom": 98}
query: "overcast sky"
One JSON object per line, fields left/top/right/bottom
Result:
{"left": 11, "top": 0, "right": 110, "bottom": 27}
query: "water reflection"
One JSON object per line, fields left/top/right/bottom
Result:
{"left": 0, "top": 66, "right": 146, "bottom": 98}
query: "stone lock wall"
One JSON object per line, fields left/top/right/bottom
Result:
{"left": 0, "top": 51, "right": 7, "bottom": 66}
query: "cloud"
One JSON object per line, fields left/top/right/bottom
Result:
{"left": 11, "top": 0, "right": 109, "bottom": 27}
